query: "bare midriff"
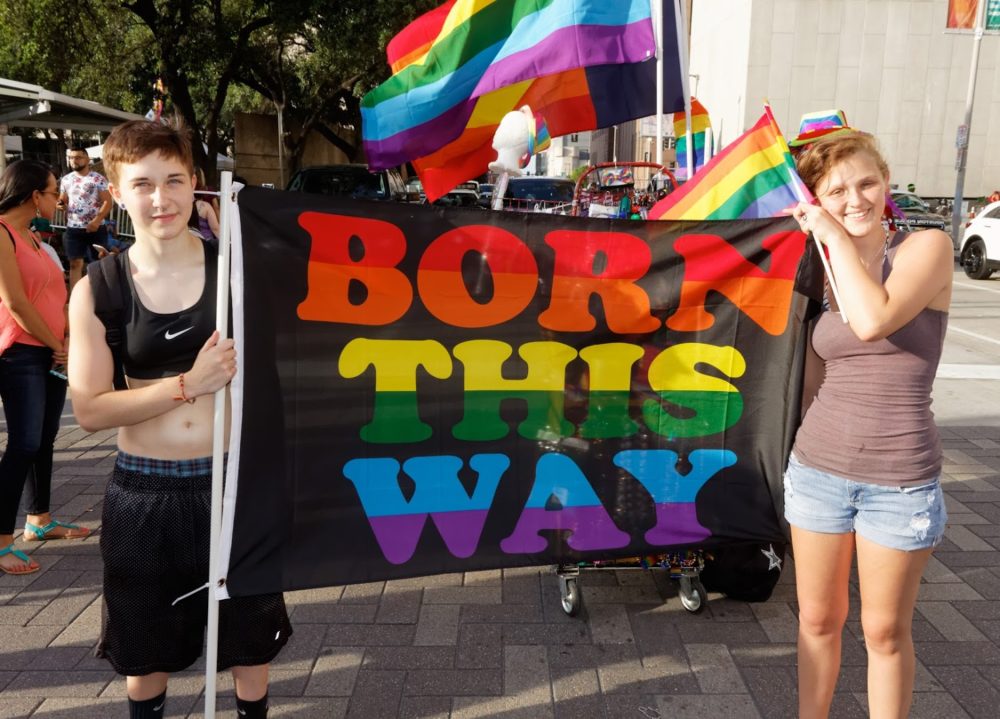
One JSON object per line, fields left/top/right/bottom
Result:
{"left": 116, "top": 375, "right": 231, "bottom": 460}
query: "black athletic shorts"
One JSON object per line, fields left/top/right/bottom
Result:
{"left": 96, "top": 452, "right": 292, "bottom": 676}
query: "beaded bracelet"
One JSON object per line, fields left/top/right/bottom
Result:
{"left": 174, "top": 373, "right": 196, "bottom": 404}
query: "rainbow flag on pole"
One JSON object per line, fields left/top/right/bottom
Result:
{"left": 649, "top": 106, "right": 812, "bottom": 221}
{"left": 385, "top": 0, "right": 686, "bottom": 202}
{"left": 362, "top": 0, "right": 658, "bottom": 171}
{"left": 673, "top": 97, "right": 711, "bottom": 180}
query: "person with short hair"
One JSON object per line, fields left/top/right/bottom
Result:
{"left": 786, "top": 132, "right": 952, "bottom": 718}
{"left": 68, "top": 120, "right": 289, "bottom": 719}
{"left": 59, "top": 147, "right": 112, "bottom": 293}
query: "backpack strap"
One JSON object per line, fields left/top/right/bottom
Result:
{"left": 88, "top": 252, "right": 130, "bottom": 390}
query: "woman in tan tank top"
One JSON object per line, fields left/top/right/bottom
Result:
{"left": 785, "top": 132, "right": 953, "bottom": 718}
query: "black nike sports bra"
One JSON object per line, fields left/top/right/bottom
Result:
{"left": 121, "top": 240, "right": 217, "bottom": 380}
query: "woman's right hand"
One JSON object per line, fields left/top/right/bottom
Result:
{"left": 184, "top": 330, "right": 237, "bottom": 398}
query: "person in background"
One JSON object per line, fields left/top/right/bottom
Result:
{"left": 68, "top": 120, "right": 288, "bottom": 719}
{"left": 0, "top": 160, "right": 91, "bottom": 576}
{"left": 618, "top": 186, "right": 634, "bottom": 219}
{"left": 785, "top": 132, "right": 952, "bottom": 718}
{"left": 988, "top": 189, "right": 1000, "bottom": 204}
{"left": 189, "top": 170, "right": 220, "bottom": 241}
{"left": 58, "top": 147, "right": 112, "bottom": 293}
{"left": 906, "top": 182, "right": 916, "bottom": 194}
{"left": 647, "top": 166, "right": 672, "bottom": 195}
{"left": 93, "top": 219, "right": 130, "bottom": 259}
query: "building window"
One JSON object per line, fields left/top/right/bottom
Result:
{"left": 570, "top": 134, "right": 579, "bottom": 142}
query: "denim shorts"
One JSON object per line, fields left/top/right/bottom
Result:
{"left": 62, "top": 226, "right": 107, "bottom": 261}
{"left": 783, "top": 453, "right": 947, "bottom": 551}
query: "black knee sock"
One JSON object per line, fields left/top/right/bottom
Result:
{"left": 235, "top": 693, "right": 268, "bottom": 718}
{"left": 128, "top": 690, "right": 166, "bottom": 719}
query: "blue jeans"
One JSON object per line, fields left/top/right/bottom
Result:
{"left": 0, "top": 343, "right": 67, "bottom": 534}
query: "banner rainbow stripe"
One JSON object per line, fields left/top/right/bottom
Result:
{"left": 650, "top": 107, "right": 812, "bottom": 221}
{"left": 362, "top": 0, "right": 657, "bottom": 170}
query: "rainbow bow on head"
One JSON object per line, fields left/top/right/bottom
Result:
{"left": 519, "top": 107, "right": 551, "bottom": 169}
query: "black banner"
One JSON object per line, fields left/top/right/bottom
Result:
{"left": 223, "top": 188, "right": 821, "bottom": 596}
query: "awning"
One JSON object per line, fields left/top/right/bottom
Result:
{"left": 0, "top": 77, "right": 143, "bottom": 133}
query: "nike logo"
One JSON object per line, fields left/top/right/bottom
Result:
{"left": 153, "top": 702, "right": 164, "bottom": 711}
{"left": 164, "top": 327, "right": 194, "bottom": 340}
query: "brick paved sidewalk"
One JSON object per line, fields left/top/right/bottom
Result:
{"left": 1, "top": 419, "right": 1000, "bottom": 718}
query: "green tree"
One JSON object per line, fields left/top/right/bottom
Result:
{"left": 237, "top": 0, "right": 440, "bottom": 176}
{"left": 0, "top": 1, "right": 440, "bottom": 176}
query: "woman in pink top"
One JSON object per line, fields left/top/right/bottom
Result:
{"left": 0, "top": 160, "right": 91, "bottom": 576}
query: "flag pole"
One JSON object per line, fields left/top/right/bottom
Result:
{"left": 949, "top": 0, "right": 989, "bottom": 247}
{"left": 205, "top": 170, "right": 233, "bottom": 718}
{"left": 673, "top": 0, "right": 693, "bottom": 177}
{"left": 653, "top": 0, "right": 664, "bottom": 166}
{"left": 764, "top": 104, "right": 849, "bottom": 324}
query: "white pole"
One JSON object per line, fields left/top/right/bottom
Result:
{"left": 673, "top": 0, "right": 693, "bottom": 177}
{"left": 204, "top": 170, "right": 233, "bottom": 719}
{"left": 653, "top": 0, "right": 664, "bottom": 166}
{"left": 950, "top": 0, "right": 989, "bottom": 247}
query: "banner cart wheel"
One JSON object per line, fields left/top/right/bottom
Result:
{"left": 678, "top": 575, "right": 706, "bottom": 613}
{"left": 557, "top": 565, "right": 582, "bottom": 616}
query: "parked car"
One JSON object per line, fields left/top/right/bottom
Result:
{"left": 959, "top": 200, "right": 1000, "bottom": 280}
{"left": 405, "top": 177, "right": 425, "bottom": 203}
{"left": 890, "top": 190, "right": 948, "bottom": 233}
{"left": 429, "top": 188, "right": 482, "bottom": 208}
{"left": 478, "top": 183, "right": 494, "bottom": 208}
{"left": 503, "top": 176, "right": 576, "bottom": 214}
{"left": 285, "top": 164, "right": 407, "bottom": 202}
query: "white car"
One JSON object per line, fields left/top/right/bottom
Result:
{"left": 960, "top": 201, "right": 1000, "bottom": 280}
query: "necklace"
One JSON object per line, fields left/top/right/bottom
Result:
{"left": 861, "top": 227, "right": 890, "bottom": 269}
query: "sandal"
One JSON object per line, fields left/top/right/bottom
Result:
{"left": 0, "top": 544, "right": 40, "bottom": 575}
{"left": 23, "top": 519, "right": 92, "bottom": 542}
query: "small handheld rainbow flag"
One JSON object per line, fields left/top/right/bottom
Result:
{"left": 673, "top": 97, "right": 711, "bottom": 180}
{"left": 650, "top": 106, "right": 812, "bottom": 221}
{"left": 519, "top": 108, "right": 551, "bottom": 169}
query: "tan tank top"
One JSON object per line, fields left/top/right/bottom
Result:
{"left": 792, "top": 232, "right": 947, "bottom": 487}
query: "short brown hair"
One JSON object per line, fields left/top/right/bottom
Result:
{"left": 102, "top": 120, "right": 194, "bottom": 185}
{"left": 795, "top": 133, "right": 889, "bottom": 193}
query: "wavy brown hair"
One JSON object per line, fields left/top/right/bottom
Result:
{"left": 795, "top": 133, "right": 889, "bottom": 194}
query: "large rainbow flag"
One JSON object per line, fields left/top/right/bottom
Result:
{"left": 649, "top": 107, "right": 812, "bottom": 221}
{"left": 673, "top": 97, "right": 711, "bottom": 180}
{"left": 379, "top": 0, "right": 686, "bottom": 202}
{"left": 362, "top": 0, "right": 657, "bottom": 170}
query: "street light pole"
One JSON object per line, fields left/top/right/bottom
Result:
{"left": 950, "top": 0, "right": 989, "bottom": 248}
